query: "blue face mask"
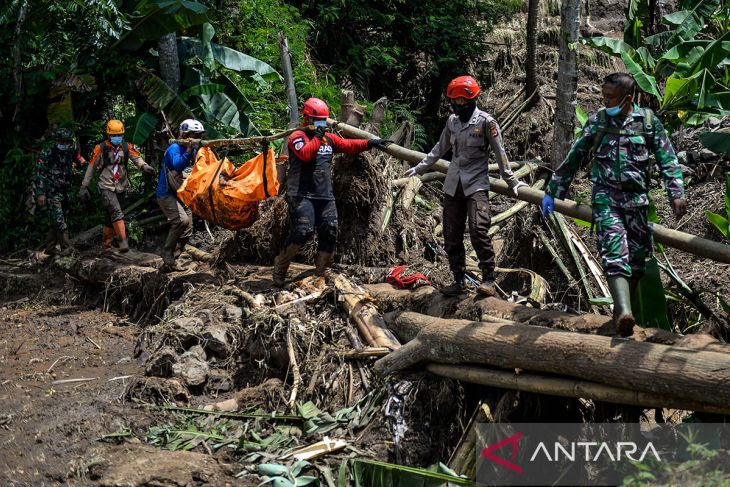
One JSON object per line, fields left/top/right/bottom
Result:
{"left": 56, "top": 144, "right": 70, "bottom": 151}
{"left": 604, "top": 96, "right": 628, "bottom": 117}
{"left": 110, "top": 136, "right": 123, "bottom": 146}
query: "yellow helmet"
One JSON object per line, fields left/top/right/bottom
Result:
{"left": 106, "top": 119, "right": 125, "bottom": 135}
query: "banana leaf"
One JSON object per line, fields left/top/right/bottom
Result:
{"left": 351, "top": 459, "right": 478, "bottom": 487}
{"left": 662, "top": 0, "right": 721, "bottom": 50}
{"left": 115, "top": 0, "right": 209, "bottom": 51}
{"left": 127, "top": 112, "right": 159, "bottom": 145}
{"left": 632, "top": 257, "right": 671, "bottom": 330}
{"left": 137, "top": 70, "right": 195, "bottom": 126}
{"left": 179, "top": 37, "right": 281, "bottom": 80}
{"left": 700, "top": 131, "right": 730, "bottom": 155}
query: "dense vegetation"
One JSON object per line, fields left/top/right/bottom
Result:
{"left": 0, "top": 0, "right": 524, "bottom": 252}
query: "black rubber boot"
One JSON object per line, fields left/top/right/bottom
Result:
{"left": 441, "top": 272, "right": 467, "bottom": 296}
{"left": 161, "top": 226, "right": 184, "bottom": 272}
{"left": 607, "top": 275, "right": 636, "bottom": 337}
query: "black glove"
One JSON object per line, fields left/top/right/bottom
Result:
{"left": 314, "top": 125, "right": 326, "bottom": 139}
{"left": 368, "top": 138, "right": 393, "bottom": 150}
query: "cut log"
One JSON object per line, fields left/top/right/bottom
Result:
{"left": 339, "top": 90, "right": 355, "bottom": 123}
{"left": 427, "top": 364, "right": 730, "bottom": 416}
{"left": 364, "top": 97, "right": 388, "bottom": 135}
{"left": 374, "top": 311, "right": 730, "bottom": 409}
{"left": 328, "top": 120, "right": 730, "bottom": 264}
{"left": 329, "top": 272, "right": 401, "bottom": 350}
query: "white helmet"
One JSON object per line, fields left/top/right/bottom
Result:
{"left": 180, "top": 119, "right": 205, "bottom": 133}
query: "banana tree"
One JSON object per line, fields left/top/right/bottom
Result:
{"left": 587, "top": 0, "right": 730, "bottom": 125}
{"left": 132, "top": 22, "right": 281, "bottom": 143}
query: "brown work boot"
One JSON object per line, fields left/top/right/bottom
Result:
{"left": 113, "top": 220, "right": 129, "bottom": 253}
{"left": 272, "top": 244, "right": 301, "bottom": 287}
{"left": 314, "top": 251, "right": 333, "bottom": 277}
{"left": 476, "top": 272, "right": 497, "bottom": 297}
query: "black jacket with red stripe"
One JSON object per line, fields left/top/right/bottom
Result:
{"left": 286, "top": 129, "right": 370, "bottom": 200}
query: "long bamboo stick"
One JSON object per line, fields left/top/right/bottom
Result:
{"left": 328, "top": 120, "right": 730, "bottom": 264}
{"left": 426, "top": 363, "right": 730, "bottom": 416}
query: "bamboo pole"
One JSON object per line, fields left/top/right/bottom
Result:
{"left": 330, "top": 272, "right": 401, "bottom": 350}
{"left": 170, "top": 127, "right": 308, "bottom": 148}
{"left": 426, "top": 364, "right": 730, "bottom": 416}
{"left": 327, "top": 120, "right": 730, "bottom": 264}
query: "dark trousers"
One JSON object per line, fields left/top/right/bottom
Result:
{"left": 285, "top": 196, "right": 338, "bottom": 253}
{"left": 443, "top": 183, "right": 494, "bottom": 278}
{"left": 100, "top": 189, "right": 126, "bottom": 227}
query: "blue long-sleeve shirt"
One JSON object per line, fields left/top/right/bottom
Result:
{"left": 156, "top": 143, "right": 193, "bottom": 198}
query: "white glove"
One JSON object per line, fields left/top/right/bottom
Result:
{"left": 512, "top": 181, "right": 528, "bottom": 196}
{"left": 403, "top": 167, "right": 419, "bottom": 178}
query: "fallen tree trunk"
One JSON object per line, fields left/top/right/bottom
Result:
{"left": 329, "top": 120, "right": 730, "bottom": 264}
{"left": 374, "top": 311, "right": 730, "bottom": 409}
{"left": 427, "top": 364, "right": 730, "bottom": 416}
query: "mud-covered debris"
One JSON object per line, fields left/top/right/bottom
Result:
{"left": 187, "top": 344, "right": 207, "bottom": 361}
{"left": 206, "top": 368, "right": 233, "bottom": 393}
{"left": 223, "top": 304, "right": 243, "bottom": 324}
{"left": 126, "top": 377, "right": 190, "bottom": 404}
{"left": 202, "top": 323, "right": 232, "bottom": 357}
{"left": 173, "top": 351, "right": 209, "bottom": 387}
{"left": 144, "top": 345, "right": 178, "bottom": 377}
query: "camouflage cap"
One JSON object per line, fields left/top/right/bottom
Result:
{"left": 53, "top": 127, "right": 74, "bottom": 140}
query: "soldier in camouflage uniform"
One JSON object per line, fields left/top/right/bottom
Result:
{"left": 36, "top": 128, "right": 87, "bottom": 255}
{"left": 542, "top": 72, "right": 686, "bottom": 337}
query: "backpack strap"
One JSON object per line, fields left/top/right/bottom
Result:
{"left": 100, "top": 142, "right": 109, "bottom": 170}
{"left": 121, "top": 141, "right": 130, "bottom": 166}
{"left": 589, "top": 109, "right": 607, "bottom": 157}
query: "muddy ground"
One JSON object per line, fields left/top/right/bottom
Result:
{"left": 2, "top": 1, "right": 730, "bottom": 486}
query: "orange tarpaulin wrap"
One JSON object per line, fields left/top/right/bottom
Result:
{"left": 177, "top": 146, "right": 279, "bottom": 230}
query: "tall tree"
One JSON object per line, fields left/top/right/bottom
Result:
{"left": 551, "top": 0, "right": 581, "bottom": 168}
{"left": 525, "top": 0, "right": 539, "bottom": 104}
{"left": 157, "top": 32, "right": 181, "bottom": 93}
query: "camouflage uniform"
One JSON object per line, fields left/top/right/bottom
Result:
{"left": 546, "top": 104, "right": 684, "bottom": 278}
{"left": 36, "top": 146, "right": 83, "bottom": 232}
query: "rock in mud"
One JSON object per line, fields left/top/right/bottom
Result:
{"left": 144, "top": 345, "right": 178, "bottom": 377}
{"left": 202, "top": 323, "right": 232, "bottom": 357}
{"left": 126, "top": 377, "right": 190, "bottom": 404}
{"left": 173, "top": 351, "right": 210, "bottom": 387}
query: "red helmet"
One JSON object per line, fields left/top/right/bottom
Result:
{"left": 302, "top": 97, "right": 330, "bottom": 119}
{"left": 446, "top": 76, "right": 481, "bottom": 100}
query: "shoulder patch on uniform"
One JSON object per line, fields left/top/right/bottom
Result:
{"left": 488, "top": 121, "right": 499, "bottom": 138}
{"left": 292, "top": 136, "right": 305, "bottom": 151}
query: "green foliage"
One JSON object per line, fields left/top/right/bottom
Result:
{"left": 699, "top": 130, "right": 730, "bottom": 155}
{"left": 587, "top": 0, "right": 730, "bottom": 126}
{"left": 295, "top": 0, "right": 522, "bottom": 135}
{"left": 704, "top": 173, "right": 730, "bottom": 239}
{"left": 632, "top": 257, "right": 672, "bottom": 330}
{"left": 350, "top": 459, "right": 475, "bottom": 486}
